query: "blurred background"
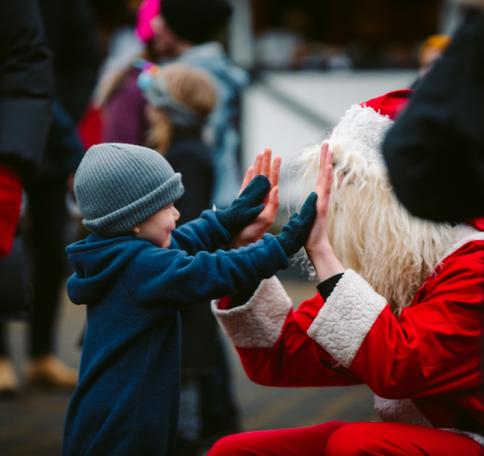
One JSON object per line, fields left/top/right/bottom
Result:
{"left": 0, "top": 0, "right": 462, "bottom": 454}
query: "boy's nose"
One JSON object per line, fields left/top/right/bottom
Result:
{"left": 173, "top": 207, "right": 180, "bottom": 220}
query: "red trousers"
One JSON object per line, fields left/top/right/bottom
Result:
{"left": 208, "top": 421, "right": 482, "bottom": 455}
{"left": 0, "top": 166, "right": 22, "bottom": 257}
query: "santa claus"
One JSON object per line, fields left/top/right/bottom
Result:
{"left": 208, "top": 89, "right": 484, "bottom": 455}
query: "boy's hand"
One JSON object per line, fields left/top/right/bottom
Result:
{"left": 215, "top": 175, "right": 271, "bottom": 234}
{"left": 232, "top": 148, "right": 281, "bottom": 246}
{"left": 276, "top": 192, "right": 317, "bottom": 256}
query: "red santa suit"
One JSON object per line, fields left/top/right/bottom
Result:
{"left": 208, "top": 89, "right": 484, "bottom": 455}
{"left": 209, "top": 223, "right": 484, "bottom": 455}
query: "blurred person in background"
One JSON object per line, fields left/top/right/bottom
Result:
{"left": 103, "top": 0, "right": 248, "bottom": 208}
{"left": 209, "top": 90, "right": 483, "bottom": 456}
{"left": 138, "top": 62, "right": 219, "bottom": 454}
{"left": 0, "top": 0, "right": 53, "bottom": 393}
{"left": 0, "top": 0, "right": 101, "bottom": 393}
{"left": 383, "top": 1, "right": 484, "bottom": 223}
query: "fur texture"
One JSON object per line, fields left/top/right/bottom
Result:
{"left": 289, "top": 105, "right": 455, "bottom": 313}
{"left": 211, "top": 277, "right": 292, "bottom": 348}
{"left": 307, "top": 269, "right": 386, "bottom": 367}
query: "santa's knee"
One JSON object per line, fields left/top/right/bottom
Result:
{"left": 326, "top": 423, "right": 382, "bottom": 456}
{"left": 207, "top": 433, "right": 251, "bottom": 456}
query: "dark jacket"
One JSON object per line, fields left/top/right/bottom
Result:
{"left": 63, "top": 211, "right": 287, "bottom": 455}
{"left": 382, "top": 9, "right": 484, "bottom": 222}
{"left": 39, "top": 0, "right": 100, "bottom": 122}
{"left": 0, "top": 0, "right": 53, "bottom": 177}
{"left": 165, "top": 135, "right": 217, "bottom": 370}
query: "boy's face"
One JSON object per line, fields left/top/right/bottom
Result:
{"left": 135, "top": 204, "right": 180, "bottom": 247}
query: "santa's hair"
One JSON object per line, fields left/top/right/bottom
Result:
{"left": 289, "top": 117, "right": 454, "bottom": 313}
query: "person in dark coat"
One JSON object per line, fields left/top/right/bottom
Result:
{"left": 382, "top": 3, "right": 484, "bottom": 223}
{"left": 0, "top": 0, "right": 101, "bottom": 392}
{"left": 0, "top": 0, "right": 53, "bottom": 392}
{"left": 63, "top": 142, "right": 316, "bottom": 456}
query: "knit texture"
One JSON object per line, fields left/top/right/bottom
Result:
{"left": 74, "top": 143, "right": 184, "bottom": 235}
{"left": 162, "top": 0, "right": 232, "bottom": 44}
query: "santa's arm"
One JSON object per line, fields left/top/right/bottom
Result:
{"left": 308, "top": 247, "right": 483, "bottom": 399}
{"left": 212, "top": 276, "right": 361, "bottom": 387}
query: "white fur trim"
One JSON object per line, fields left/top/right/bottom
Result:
{"left": 328, "top": 105, "right": 393, "bottom": 168}
{"left": 441, "top": 224, "right": 484, "bottom": 261}
{"left": 373, "top": 395, "right": 432, "bottom": 426}
{"left": 211, "top": 277, "right": 292, "bottom": 348}
{"left": 440, "top": 429, "right": 484, "bottom": 447}
{"left": 374, "top": 396, "right": 484, "bottom": 447}
{"left": 307, "top": 270, "right": 386, "bottom": 368}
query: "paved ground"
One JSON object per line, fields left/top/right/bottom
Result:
{"left": 0, "top": 272, "right": 375, "bottom": 455}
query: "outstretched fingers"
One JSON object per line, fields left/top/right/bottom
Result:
{"left": 317, "top": 143, "right": 334, "bottom": 214}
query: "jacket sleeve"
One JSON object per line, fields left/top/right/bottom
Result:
{"left": 382, "top": 10, "right": 484, "bottom": 222}
{"left": 128, "top": 234, "right": 288, "bottom": 305}
{"left": 212, "top": 277, "right": 361, "bottom": 387}
{"left": 170, "top": 210, "right": 232, "bottom": 255}
{"left": 305, "top": 242, "right": 484, "bottom": 399}
{"left": 0, "top": 0, "right": 53, "bottom": 177}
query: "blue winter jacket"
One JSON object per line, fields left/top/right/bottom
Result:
{"left": 62, "top": 211, "right": 288, "bottom": 456}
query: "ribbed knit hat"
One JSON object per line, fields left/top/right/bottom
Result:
{"left": 74, "top": 143, "right": 184, "bottom": 236}
{"left": 162, "top": 0, "right": 232, "bottom": 44}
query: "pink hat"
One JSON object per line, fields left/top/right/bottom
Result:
{"left": 136, "top": 0, "right": 161, "bottom": 43}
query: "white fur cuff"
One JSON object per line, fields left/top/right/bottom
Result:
{"left": 211, "top": 276, "right": 292, "bottom": 348}
{"left": 307, "top": 270, "right": 386, "bottom": 368}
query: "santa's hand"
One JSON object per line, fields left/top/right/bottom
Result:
{"left": 232, "top": 148, "right": 281, "bottom": 246}
{"left": 305, "top": 144, "right": 344, "bottom": 281}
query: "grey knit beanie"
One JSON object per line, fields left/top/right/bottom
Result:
{"left": 74, "top": 143, "right": 184, "bottom": 236}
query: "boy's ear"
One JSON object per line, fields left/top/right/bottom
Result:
{"left": 133, "top": 227, "right": 141, "bottom": 235}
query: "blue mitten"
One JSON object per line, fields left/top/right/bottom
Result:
{"left": 276, "top": 192, "right": 318, "bottom": 256}
{"left": 215, "top": 175, "right": 271, "bottom": 233}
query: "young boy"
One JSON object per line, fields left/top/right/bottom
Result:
{"left": 62, "top": 143, "right": 316, "bottom": 455}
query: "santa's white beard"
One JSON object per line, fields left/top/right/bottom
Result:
{"left": 291, "top": 144, "right": 454, "bottom": 313}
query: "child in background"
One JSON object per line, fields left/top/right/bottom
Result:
{"left": 62, "top": 142, "right": 317, "bottom": 455}
{"left": 139, "top": 63, "right": 240, "bottom": 452}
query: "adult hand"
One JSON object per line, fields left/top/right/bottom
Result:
{"left": 232, "top": 148, "right": 281, "bottom": 247}
{"left": 305, "top": 143, "right": 344, "bottom": 281}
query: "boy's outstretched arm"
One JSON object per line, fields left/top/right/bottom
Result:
{"left": 171, "top": 175, "right": 271, "bottom": 254}
{"left": 128, "top": 192, "right": 317, "bottom": 306}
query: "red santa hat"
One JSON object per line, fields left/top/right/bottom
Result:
{"left": 327, "top": 89, "right": 412, "bottom": 170}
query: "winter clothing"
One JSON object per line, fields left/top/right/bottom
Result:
{"left": 276, "top": 192, "right": 317, "bottom": 256}
{"left": 0, "top": 168, "right": 23, "bottom": 257}
{"left": 164, "top": 134, "right": 217, "bottom": 370}
{"left": 162, "top": 0, "right": 232, "bottom": 44}
{"left": 136, "top": 0, "right": 160, "bottom": 43}
{"left": 0, "top": 0, "right": 52, "bottom": 178}
{"left": 102, "top": 68, "right": 148, "bottom": 145}
{"left": 63, "top": 210, "right": 289, "bottom": 455}
{"left": 208, "top": 420, "right": 483, "bottom": 456}
{"left": 212, "top": 225, "right": 484, "bottom": 451}
{"left": 138, "top": 69, "right": 205, "bottom": 128}
{"left": 178, "top": 43, "right": 249, "bottom": 207}
{"left": 103, "top": 43, "right": 248, "bottom": 208}
{"left": 38, "top": 0, "right": 100, "bottom": 123}
{"left": 74, "top": 143, "right": 184, "bottom": 236}
{"left": 382, "top": 9, "right": 484, "bottom": 222}
{"left": 215, "top": 175, "right": 269, "bottom": 233}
